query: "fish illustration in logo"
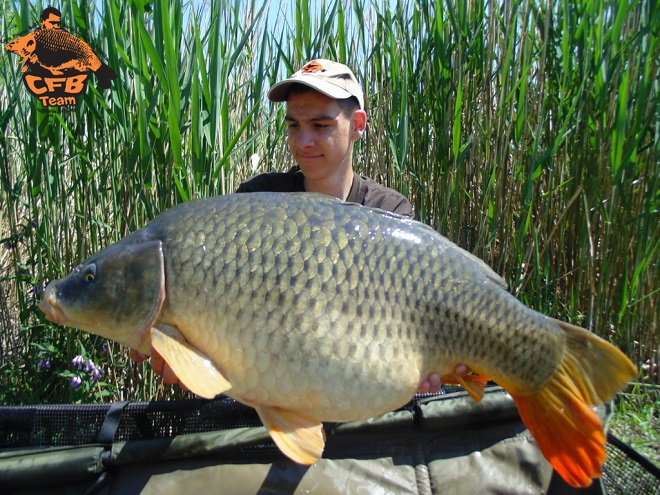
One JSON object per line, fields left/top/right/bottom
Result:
{"left": 6, "top": 29, "right": 116, "bottom": 88}
{"left": 5, "top": 7, "right": 116, "bottom": 89}
{"left": 5, "top": 7, "right": 116, "bottom": 105}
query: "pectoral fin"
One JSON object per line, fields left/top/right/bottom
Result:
{"left": 150, "top": 326, "right": 231, "bottom": 399}
{"left": 254, "top": 405, "right": 325, "bottom": 465}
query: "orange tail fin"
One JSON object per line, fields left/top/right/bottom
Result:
{"left": 511, "top": 320, "right": 637, "bottom": 487}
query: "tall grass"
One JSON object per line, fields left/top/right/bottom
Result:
{"left": 0, "top": 0, "right": 657, "bottom": 406}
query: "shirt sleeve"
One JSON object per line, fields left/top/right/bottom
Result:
{"left": 354, "top": 176, "right": 414, "bottom": 218}
{"left": 235, "top": 167, "right": 304, "bottom": 193}
{"left": 390, "top": 198, "right": 414, "bottom": 218}
{"left": 235, "top": 182, "right": 250, "bottom": 193}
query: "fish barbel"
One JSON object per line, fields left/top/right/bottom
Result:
{"left": 39, "top": 192, "right": 636, "bottom": 487}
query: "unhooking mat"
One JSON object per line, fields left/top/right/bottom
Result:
{"left": 0, "top": 386, "right": 658, "bottom": 494}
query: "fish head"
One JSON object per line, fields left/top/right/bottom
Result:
{"left": 5, "top": 33, "right": 36, "bottom": 57}
{"left": 39, "top": 239, "right": 166, "bottom": 353}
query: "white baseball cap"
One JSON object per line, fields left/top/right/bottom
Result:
{"left": 268, "top": 59, "right": 365, "bottom": 109}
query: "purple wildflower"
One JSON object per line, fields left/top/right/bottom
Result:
{"left": 90, "top": 367, "right": 105, "bottom": 381}
{"left": 37, "top": 359, "right": 51, "bottom": 369}
{"left": 72, "top": 355, "right": 85, "bottom": 370}
{"left": 85, "top": 359, "right": 96, "bottom": 373}
{"left": 32, "top": 282, "right": 45, "bottom": 296}
{"left": 70, "top": 375, "right": 82, "bottom": 388}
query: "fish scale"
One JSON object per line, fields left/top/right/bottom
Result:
{"left": 30, "top": 29, "right": 102, "bottom": 71}
{"left": 39, "top": 192, "right": 637, "bottom": 487}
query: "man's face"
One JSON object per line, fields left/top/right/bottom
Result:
{"left": 42, "top": 13, "right": 61, "bottom": 29}
{"left": 285, "top": 90, "right": 366, "bottom": 182}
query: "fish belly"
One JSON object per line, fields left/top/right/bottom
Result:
{"left": 163, "top": 297, "right": 427, "bottom": 421}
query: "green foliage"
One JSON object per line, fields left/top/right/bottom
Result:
{"left": 1, "top": 0, "right": 657, "bottom": 410}
{"left": 610, "top": 383, "right": 660, "bottom": 466}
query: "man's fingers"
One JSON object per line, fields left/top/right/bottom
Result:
{"left": 149, "top": 349, "right": 184, "bottom": 388}
{"left": 161, "top": 361, "right": 180, "bottom": 385}
{"left": 129, "top": 347, "right": 187, "bottom": 390}
{"left": 418, "top": 372, "right": 442, "bottom": 393}
{"left": 150, "top": 349, "right": 166, "bottom": 375}
{"left": 129, "top": 348, "right": 149, "bottom": 363}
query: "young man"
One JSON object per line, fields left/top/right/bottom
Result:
{"left": 131, "top": 59, "right": 442, "bottom": 392}
{"left": 237, "top": 59, "right": 413, "bottom": 217}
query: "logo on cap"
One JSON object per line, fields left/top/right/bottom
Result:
{"left": 301, "top": 60, "right": 326, "bottom": 74}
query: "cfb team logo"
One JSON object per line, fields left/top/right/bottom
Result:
{"left": 4, "top": 7, "right": 117, "bottom": 107}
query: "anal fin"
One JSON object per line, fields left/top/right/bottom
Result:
{"left": 254, "top": 405, "right": 325, "bottom": 465}
{"left": 150, "top": 326, "right": 231, "bottom": 399}
{"left": 441, "top": 363, "right": 489, "bottom": 402}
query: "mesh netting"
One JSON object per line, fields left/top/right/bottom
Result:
{"left": 0, "top": 388, "right": 448, "bottom": 453}
{"left": 1, "top": 396, "right": 658, "bottom": 493}
{"left": 0, "top": 397, "right": 261, "bottom": 452}
{"left": 602, "top": 433, "right": 660, "bottom": 495}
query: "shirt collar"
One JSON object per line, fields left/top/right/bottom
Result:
{"left": 346, "top": 172, "right": 364, "bottom": 204}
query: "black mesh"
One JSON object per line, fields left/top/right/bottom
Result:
{"left": 0, "top": 387, "right": 471, "bottom": 453}
{"left": 602, "top": 432, "right": 660, "bottom": 495}
{"left": 1, "top": 394, "right": 658, "bottom": 494}
{"left": 0, "top": 396, "right": 262, "bottom": 451}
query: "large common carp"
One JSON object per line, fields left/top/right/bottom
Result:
{"left": 39, "top": 192, "right": 636, "bottom": 487}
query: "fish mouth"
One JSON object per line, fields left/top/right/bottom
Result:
{"left": 39, "top": 290, "right": 67, "bottom": 325}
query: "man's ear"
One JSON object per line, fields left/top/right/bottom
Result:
{"left": 352, "top": 109, "right": 367, "bottom": 137}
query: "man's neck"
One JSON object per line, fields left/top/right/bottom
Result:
{"left": 304, "top": 170, "right": 355, "bottom": 201}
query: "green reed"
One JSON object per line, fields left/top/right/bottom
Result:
{"left": 0, "top": 0, "right": 657, "bottom": 406}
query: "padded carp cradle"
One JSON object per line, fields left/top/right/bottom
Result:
{"left": 0, "top": 386, "right": 657, "bottom": 494}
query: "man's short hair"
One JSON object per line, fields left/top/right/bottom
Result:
{"left": 286, "top": 83, "right": 361, "bottom": 115}
{"left": 40, "top": 7, "right": 62, "bottom": 22}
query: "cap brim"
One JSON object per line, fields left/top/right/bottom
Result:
{"left": 268, "top": 77, "right": 354, "bottom": 103}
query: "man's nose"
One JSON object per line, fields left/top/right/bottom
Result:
{"left": 295, "top": 127, "right": 314, "bottom": 147}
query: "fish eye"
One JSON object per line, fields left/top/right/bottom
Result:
{"left": 83, "top": 263, "right": 97, "bottom": 282}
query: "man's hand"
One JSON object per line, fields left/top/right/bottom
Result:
{"left": 129, "top": 348, "right": 189, "bottom": 390}
{"left": 418, "top": 372, "right": 442, "bottom": 393}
